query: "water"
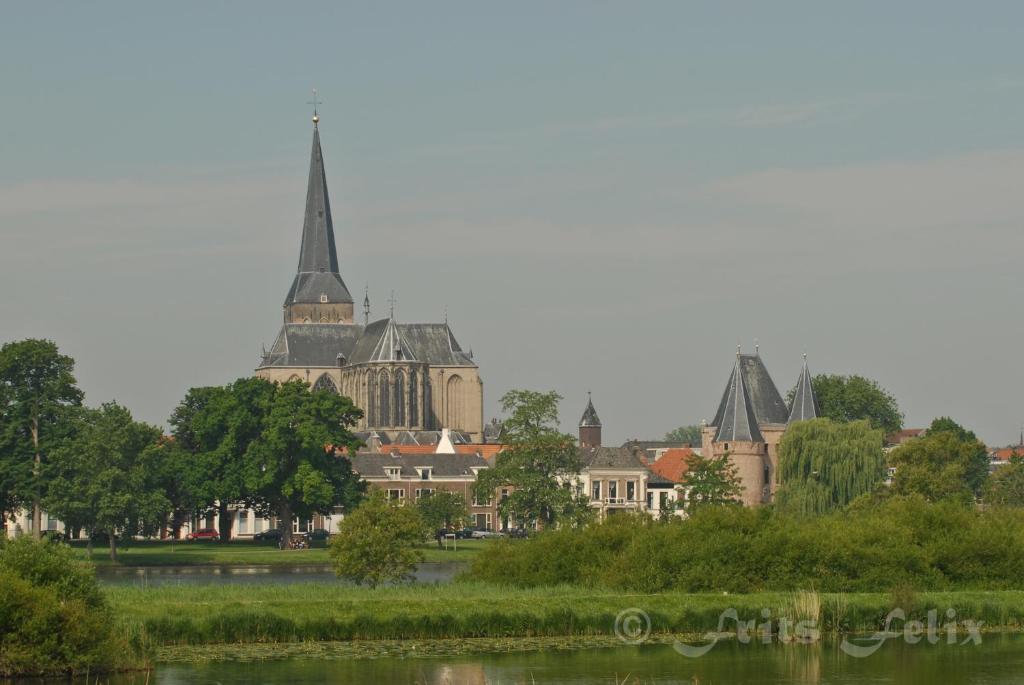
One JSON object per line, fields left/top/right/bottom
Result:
{"left": 106, "top": 635, "right": 1024, "bottom": 684}
{"left": 95, "top": 562, "right": 464, "bottom": 586}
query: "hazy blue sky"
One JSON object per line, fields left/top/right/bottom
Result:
{"left": 2, "top": 3, "right": 1023, "bottom": 445}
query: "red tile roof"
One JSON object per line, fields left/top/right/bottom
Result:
{"left": 991, "top": 447, "right": 1024, "bottom": 462}
{"left": 648, "top": 448, "right": 694, "bottom": 484}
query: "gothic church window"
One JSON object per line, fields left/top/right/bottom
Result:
{"left": 379, "top": 369, "right": 391, "bottom": 426}
{"left": 395, "top": 371, "right": 406, "bottom": 428}
{"left": 313, "top": 374, "right": 338, "bottom": 394}
{"left": 409, "top": 372, "right": 418, "bottom": 428}
{"left": 446, "top": 374, "right": 464, "bottom": 430}
{"left": 367, "top": 371, "right": 377, "bottom": 425}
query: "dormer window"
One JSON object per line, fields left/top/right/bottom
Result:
{"left": 320, "top": 294, "right": 328, "bottom": 303}
{"left": 384, "top": 467, "right": 401, "bottom": 481}
{"left": 416, "top": 467, "right": 432, "bottom": 481}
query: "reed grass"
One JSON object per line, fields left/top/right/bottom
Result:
{"left": 105, "top": 583, "right": 1024, "bottom": 648}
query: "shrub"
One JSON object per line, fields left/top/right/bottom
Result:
{"left": 0, "top": 538, "right": 145, "bottom": 677}
{"left": 468, "top": 496, "right": 1024, "bottom": 592}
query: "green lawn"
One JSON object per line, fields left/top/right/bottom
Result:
{"left": 73, "top": 538, "right": 491, "bottom": 566}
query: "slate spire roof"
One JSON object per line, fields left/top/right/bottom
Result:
{"left": 579, "top": 393, "right": 601, "bottom": 427}
{"left": 788, "top": 354, "right": 820, "bottom": 423}
{"left": 711, "top": 352, "right": 789, "bottom": 426}
{"left": 284, "top": 122, "right": 354, "bottom": 306}
{"left": 714, "top": 351, "right": 764, "bottom": 443}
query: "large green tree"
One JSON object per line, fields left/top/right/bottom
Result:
{"left": 0, "top": 340, "right": 83, "bottom": 538}
{"left": 680, "top": 452, "right": 744, "bottom": 515}
{"left": 986, "top": 456, "right": 1024, "bottom": 507}
{"left": 774, "top": 418, "right": 886, "bottom": 515}
{"left": 44, "top": 402, "right": 168, "bottom": 560}
{"left": 417, "top": 490, "right": 469, "bottom": 531}
{"left": 328, "top": 493, "right": 426, "bottom": 587}
{"left": 244, "top": 380, "right": 365, "bottom": 547}
{"left": 664, "top": 424, "right": 703, "bottom": 445}
{"left": 808, "top": 374, "right": 903, "bottom": 435}
{"left": 889, "top": 417, "right": 990, "bottom": 503}
{"left": 473, "top": 390, "right": 587, "bottom": 529}
{"left": 169, "top": 379, "right": 276, "bottom": 541}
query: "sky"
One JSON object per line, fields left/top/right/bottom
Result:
{"left": 2, "top": 2, "right": 1023, "bottom": 446}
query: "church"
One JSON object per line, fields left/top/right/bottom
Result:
{"left": 256, "top": 114, "right": 485, "bottom": 442}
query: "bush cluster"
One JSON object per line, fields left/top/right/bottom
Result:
{"left": 469, "top": 497, "right": 1024, "bottom": 593}
{"left": 0, "top": 537, "right": 144, "bottom": 677}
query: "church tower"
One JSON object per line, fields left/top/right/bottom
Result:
{"left": 282, "top": 117, "right": 354, "bottom": 324}
{"left": 579, "top": 393, "right": 602, "bottom": 448}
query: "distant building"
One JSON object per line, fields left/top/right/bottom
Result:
{"left": 701, "top": 348, "right": 820, "bottom": 506}
{"left": 255, "top": 116, "right": 484, "bottom": 441}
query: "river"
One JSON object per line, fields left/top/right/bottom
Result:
{"left": 98, "top": 633, "right": 1024, "bottom": 684}
{"left": 95, "top": 561, "right": 465, "bottom": 586}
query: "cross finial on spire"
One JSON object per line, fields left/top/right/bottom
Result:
{"left": 308, "top": 88, "right": 322, "bottom": 126}
{"left": 387, "top": 290, "right": 397, "bottom": 319}
{"left": 754, "top": 338, "right": 759, "bottom": 355}
{"left": 363, "top": 285, "right": 370, "bottom": 326}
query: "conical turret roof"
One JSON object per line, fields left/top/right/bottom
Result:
{"left": 788, "top": 354, "right": 820, "bottom": 423}
{"left": 579, "top": 393, "right": 601, "bottom": 427}
{"left": 714, "top": 354, "right": 764, "bottom": 443}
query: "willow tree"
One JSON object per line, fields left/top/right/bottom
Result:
{"left": 775, "top": 418, "right": 886, "bottom": 515}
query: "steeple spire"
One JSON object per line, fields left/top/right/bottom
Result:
{"left": 579, "top": 392, "right": 602, "bottom": 448}
{"left": 283, "top": 112, "right": 354, "bottom": 322}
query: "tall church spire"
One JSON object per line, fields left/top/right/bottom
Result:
{"left": 283, "top": 114, "right": 355, "bottom": 323}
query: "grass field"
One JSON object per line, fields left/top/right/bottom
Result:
{"left": 107, "top": 582, "right": 1024, "bottom": 648}
{"left": 72, "top": 538, "right": 491, "bottom": 566}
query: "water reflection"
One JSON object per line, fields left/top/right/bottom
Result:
{"left": 92, "top": 634, "right": 1024, "bottom": 685}
{"left": 95, "top": 562, "right": 465, "bottom": 587}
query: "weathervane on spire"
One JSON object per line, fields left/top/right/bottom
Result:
{"left": 387, "top": 290, "right": 397, "bottom": 319}
{"left": 308, "top": 88, "right": 322, "bottom": 126}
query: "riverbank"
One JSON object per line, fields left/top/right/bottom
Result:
{"left": 71, "top": 538, "right": 490, "bottom": 566}
{"left": 107, "top": 583, "right": 1024, "bottom": 651}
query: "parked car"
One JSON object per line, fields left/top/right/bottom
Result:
{"left": 186, "top": 528, "right": 220, "bottom": 542}
{"left": 507, "top": 528, "right": 531, "bottom": 539}
{"left": 454, "top": 527, "right": 476, "bottom": 540}
{"left": 41, "top": 530, "right": 66, "bottom": 543}
{"left": 253, "top": 529, "right": 283, "bottom": 542}
{"left": 470, "top": 529, "right": 505, "bottom": 539}
{"left": 308, "top": 528, "right": 331, "bottom": 541}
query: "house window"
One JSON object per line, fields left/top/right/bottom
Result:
{"left": 472, "top": 492, "right": 493, "bottom": 507}
{"left": 592, "top": 481, "right": 601, "bottom": 501}
{"left": 646, "top": 492, "right": 653, "bottom": 509}
{"left": 415, "top": 488, "right": 434, "bottom": 500}
{"left": 417, "top": 467, "right": 432, "bottom": 481}
{"left": 501, "top": 488, "right": 510, "bottom": 501}
{"left": 237, "top": 510, "right": 249, "bottom": 534}
{"left": 626, "top": 481, "right": 636, "bottom": 501}
{"left": 609, "top": 481, "right": 618, "bottom": 500}
{"left": 385, "top": 467, "right": 401, "bottom": 480}
{"left": 474, "top": 513, "right": 492, "bottom": 530}
{"left": 320, "top": 294, "right": 328, "bottom": 303}
{"left": 386, "top": 489, "right": 405, "bottom": 502}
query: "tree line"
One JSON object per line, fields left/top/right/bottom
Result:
{"left": 0, "top": 339, "right": 366, "bottom": 559}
